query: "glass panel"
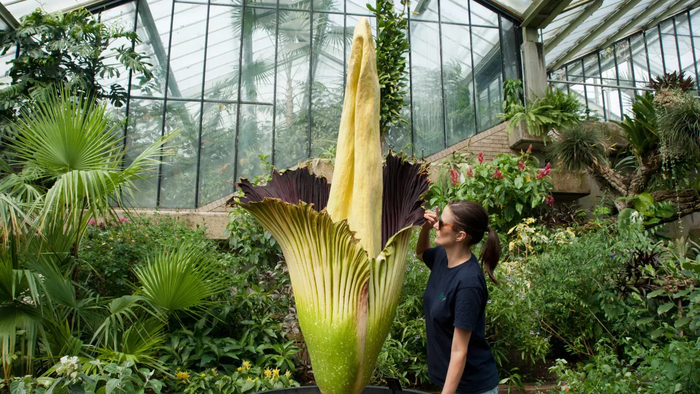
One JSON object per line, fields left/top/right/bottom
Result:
{"left": 604, "top": 88, "right": 621, "bottom": 122}
{"left": 310, "top": 13, "right": 345, "bottom": 157}
{"left": 204, "top": 5, "right": 242, "bottom": 100}
{"left": 123, "top": 99, "right": 164, "bottom": 208}
{"left": 583, "top": 54, "right": 604, "bottom": 116}
{"left": 346, "top": 0, "right": 373, "bottom": 15}
{"left": 211, "top": 0, "right": 243, "bottom": 6}
{"left": 472, "top": 26, "right": 501, "bottom": 131}
{"left": 442, "top": 24, "right": 475, "bottom": 146}
{"left": 410, "top": 21, "right": 444, "bottom": 157}
{"left": 98, "top": 2, "right": 138, "bottom": 104}
{"left": 500, "top": 16, "right": 519, "bottom": 80}
{"left": 241, "top": 8, "right": 277, "bottom": 103}
{"left": 620, "top": 88, "right": 635, "bottom": 118}
{"left": 646, "top": 29, "right": 664, "bottom": 77}
{"left": 550, "top": 67, "right": 567, "bottom": 93}
{"left": 237, "top": 104, "right": 274, "bottom": 181}
{"left": 167, "top": 3, "right": 208, "bottom": 99}
{"left": 412, "top": 0, "right": 438, "bottom": 22}
{"left": 198, "top": 103, "right": 237, "bottom": 207}
{"left": 247, "top": 0, "right": 278, "bottom": 8}
{"left": 566, "top": 60, "right": 586, "bottom": 110}
{"left": 659, "top": 19, "right": 679, "bottom": 73}
{"left": 470, "top": 0, "right": 498, "bottom": 27}
{"left": 693, "top": 10, "right": 700, "bottom": 89}
{"left": 385, "top": 92, "right": 412, "bottom": 154}
{"left": 615, "top": 40, "right": 633, "bottom": 87}
{"left": 159, "top": 101, "right": 200, "bottom": 209}
{"left": 132, "top": 0, "right": 173, "bottom": 98}
{"left": 676, "top": 14, "right": 696, "bottom": 83}
{"left": 441, "top": 0, "right": 469, "bottom": 24}
{"left": 630, "top": 33, "right": 649, "bottom": 87}
{"left": 599, "top": 46, "right": 617, "bottom": 86}
{"left": 313, "top": 0, "right": 343, "bottom": 13}
{"left": 279, "top": 0, "right": 311, "bottom": 11}
{"left": 274, "top": 10, "right": 311, "bottom": 169}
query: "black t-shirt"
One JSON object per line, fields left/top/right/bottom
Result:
{"left": 422, "top": 246, "right": 499, "bottom": 394}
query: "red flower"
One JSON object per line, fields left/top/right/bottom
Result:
{"left": 526, "top": 144, "right": 532, "bottom": 154}
{"left": 477, "top": 152, "right": 484, "bottom": 164}
{"left": 465, "top": 166, "right": 473, "bottom": 178}
{"left": 518, "top": 161, "right": 525, "bottom": 171}
{"left": 450, "top": 168, "right": 460, "bottom": 185}
{"left": 545, "top": 195, "right": 554, "bottom": 207}
{"left": 544, "top": 162, "right": 551, "bottom": 175}
{"left": 493, "top": 169, "right": 504, "bottom": 180}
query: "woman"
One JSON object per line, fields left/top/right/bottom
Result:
{"left": 416, "top": 200, "right": 500, "bottom": 394}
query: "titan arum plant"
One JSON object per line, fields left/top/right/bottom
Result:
{"left": 236, "top": 18, "right": 429, "bottom": 394}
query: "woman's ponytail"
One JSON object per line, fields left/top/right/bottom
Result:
{"left": 479, "top": 226, "right": 500, "bottom": 284}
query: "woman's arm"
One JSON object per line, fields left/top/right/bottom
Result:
{"left": 416, "top": 207, "right": 438, "bottom": 261}
{"left": 440, "top": 327, "right": 471, "bottom": 394}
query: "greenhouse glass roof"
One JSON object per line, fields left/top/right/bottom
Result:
{"left": 539, "top": 0, "right": 700, "bottom": 70}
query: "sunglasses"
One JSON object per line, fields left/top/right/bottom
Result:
{"left": 438, "top": 218, "right": 454, "bottom": 230}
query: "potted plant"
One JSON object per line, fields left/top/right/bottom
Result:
{"left": 236, "top": 18, "right": 430, "bottom": 394}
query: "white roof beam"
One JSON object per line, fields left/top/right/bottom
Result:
{"left": 599, "top": 0, "right": 670, "bottom": 49}
{"left": 549, "top": 0, "right": 644, "bottom": 71}
{"left": 544, "top": 0, "right": 603, "bottom": 54}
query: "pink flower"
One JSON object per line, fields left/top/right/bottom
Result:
{"left": 119, "top": 217, "right": 130, "bottom": 223}
{"left": 493, "top": 169, "right": 504, "bottom": 180}
{"left": 545, "top": 195, "right": 554, "bottom": 207}
{"left": 543, "top": 162, "right": 551, "bottom": 175}
{"left": 526, "top": 144, "right": 532, "bottom": 154}
{"left": 518, "top": 161, "right": 525, "bottom": 171}
{"left": 97, "top": 221, "right": 105, "bottom": 227}
{"left": 450, "top": 169, "right": 460, "bottom": 186}
{"left": 88, "top": 219, "right": 96, "bottom": 226}
{"left": 537, "top": 171, "right": 544, "bottom": 180}
{"left": 465, "top": 166, "right": 473, "bottom": 178}
{"left": 477, "top": 152, "right": 484, "bottom": 164}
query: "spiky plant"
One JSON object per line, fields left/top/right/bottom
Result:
{"left": 647, "top": 71, "right": 695, "bottom": 93}
{"left": 617, "top": 92, "right": 658, "bottom": 159}
{"left": 547, "top": 121, "right": 607, "bottom": 171}
{"left": 656, "top": 91, "right": 700, "bottom": 161}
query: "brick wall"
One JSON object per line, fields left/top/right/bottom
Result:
{"left": 424, "top": 123, "right": 517, "bottom": 164}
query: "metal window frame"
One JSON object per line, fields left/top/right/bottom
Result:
{"left": 72, "top": 0, "right": 522, "bottom": 208}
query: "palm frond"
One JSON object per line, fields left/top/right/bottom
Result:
{"left": 95, "top": 318, "right": 166, "bottom": 371}
{"left": 134, "top": 243, "right": 228, "bottom": 313}
{"left": 91, "top": 295, "right": 160, "bottom": 351}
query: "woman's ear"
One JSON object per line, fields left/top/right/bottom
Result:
{"left": 457, "top": 231, "right": 469, "bottom": 243}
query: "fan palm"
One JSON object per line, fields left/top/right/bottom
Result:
{"left": 0, "top": 86, "right": 175, "bottom": 378}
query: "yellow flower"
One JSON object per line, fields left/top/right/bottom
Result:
{"left": 237, "top": 367, "right": 243, "bottom": 372}
{"left": 242, "top": 361, "right": 251, "bottom": 370}
{"left": 255, "top": 378, "right": 259, "bottom": 381}
{"left": 285, "top": 371, "right": 291, "bottom": 378}
{"left": 272, "top": 369, "right": 280, "bottom": 377}
{"left": 175, "top": 371, "right": 190, "bottom": 382}
{"left": 211, "top": 369, "right": 217, "bottom": 376}
{"left": 200, "top": 373, "right": 206, "bottom": 378}
{"left": 264, "top": 369, "right": 272, "bottom": 378}
{"left": 246, "top": 378, "right": 253, "bottom": 382}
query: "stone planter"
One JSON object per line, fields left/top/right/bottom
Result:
{"left": 507, "top": 123, "right": 548, "bottom": 151}
{"left": 550, "top": 168, "right": 590, "bottom": 196}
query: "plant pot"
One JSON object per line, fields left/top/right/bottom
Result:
{"left": 259, "top": 386, "right": 429, "bottom": 394}
{"left": 507, "top": 123, "right": 548, "bottom": 151}
{"left": 551, "top": 168, "right": 590, "bottom": 196}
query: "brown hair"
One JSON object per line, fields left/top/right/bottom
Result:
{"left": 447, "top": 200, "right": 500, "bottom": 284}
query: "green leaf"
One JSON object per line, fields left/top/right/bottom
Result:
{"left": 105, "top": 378, "right": 121, "bottom": 394}
{"left": 647, "top": 289, "right": 665, "bottom": 298}
{"left": 657, "top": 303, "right": 674, "bottom": 315}
{"left": 636, "top": 317, "right": 654, "bottom": 325}
{"left": 674, "top": 317, "right": 691, "bottom": 328}
{"left": 241, "top": 380, "right": 256, "bottom": 392}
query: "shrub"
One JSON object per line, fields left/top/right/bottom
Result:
{"left": 77, "top": 214, "right": 226, "bottom": 297}
{"left": 426, "top": 150, "right": 554, "bottom": 232}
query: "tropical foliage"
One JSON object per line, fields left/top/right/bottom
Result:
{"left": 0, "top": 9, "right": 153, "bottom": 138}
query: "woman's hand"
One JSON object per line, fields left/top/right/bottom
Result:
{"left": 424, "top": 206, "right": 438, "bottom": 229}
